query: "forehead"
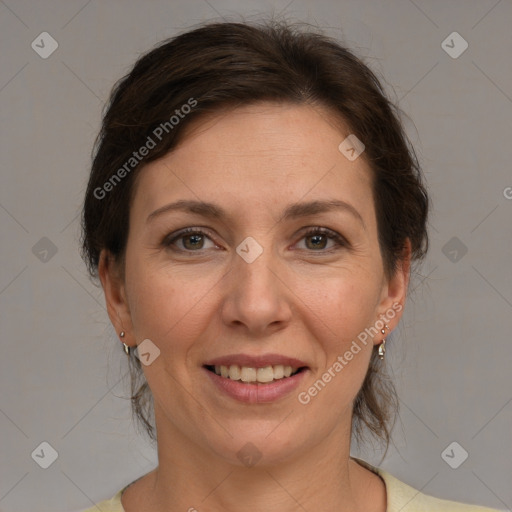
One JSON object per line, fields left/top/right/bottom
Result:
{"left": 132, "top": 102, "right": 374, "bottom": 221}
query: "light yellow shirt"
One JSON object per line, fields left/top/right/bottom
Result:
{"left": 82, "top": 458, "right": 501, "bottom": 511}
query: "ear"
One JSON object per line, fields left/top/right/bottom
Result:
{"left": 374, "top": 238, "right": 412, "bottom": 342}
{"left": 98, "top": 249, "right": 134, "bottom": 347}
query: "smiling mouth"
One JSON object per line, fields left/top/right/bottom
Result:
{"left": 204, "top": 364, "right": 306, "bottom": 384}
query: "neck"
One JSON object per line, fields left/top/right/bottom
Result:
{"left": 135, "top": 407, "right": 386, "bottom": 512}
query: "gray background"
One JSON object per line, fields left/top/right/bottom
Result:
{"left": 1, "top": 1, "right": 511, "bottom": 511}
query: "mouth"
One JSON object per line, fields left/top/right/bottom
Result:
{"left": 202, "top": 354, "right": 310, "bottom": 403}
{"left": 204, "top": 364, "right": 307, "bottom": 384}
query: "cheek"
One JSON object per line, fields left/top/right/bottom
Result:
{"left": 297, "top": 269, "right": 381, "bottom": 339}
{"left": 297, "top": 277, "right": 376, "bottom": 411}
{"left": 125, "top": 257, "right": 216, "bottom": 353}
{"left": 124, "top": 254, "right": 178, "bottom": 340}
{"left": 292, "top": 269, "right": 381, "bottom": 402}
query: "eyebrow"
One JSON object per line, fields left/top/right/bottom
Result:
{"left": 146, "top": 198, "right": 365, "bottom": 228}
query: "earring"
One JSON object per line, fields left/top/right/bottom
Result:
{"left": 120, "top": 331, "right": 130, "bottom": 356}
{"left": 378, "top": 324, "right": 390, "bottom": 360}
{"left": 378, "top": 339, "right": 386, "bottom": 359}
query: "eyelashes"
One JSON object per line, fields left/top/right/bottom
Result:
{"left": 162, "top": 226, "right": 349, "bottom": 254}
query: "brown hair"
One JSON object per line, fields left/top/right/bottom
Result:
{"left": 81, "top": 19, "right": 429, "bottom": 450}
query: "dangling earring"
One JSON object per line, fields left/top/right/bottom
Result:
{"left": 120, "top": 331, "right": 130, "bottom": 356}
{"left": 378, "top": 324, "right": 390, "bottom": 360}
{"left": 378, "top": 339, "right": 386, "bottom": 359}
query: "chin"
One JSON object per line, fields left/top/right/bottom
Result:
{"left": 199, "top": 420, "right": 315, "bottom": 469}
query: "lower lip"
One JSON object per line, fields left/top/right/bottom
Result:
{"left": 203, "top": 367, "right": 308, "bottom": 404}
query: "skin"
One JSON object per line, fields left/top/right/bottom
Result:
{"left": 99, "top": 102, "right": 411, "bottom": 512}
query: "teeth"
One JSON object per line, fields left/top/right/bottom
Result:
{"left": 240, "top": 367, "right": 257, "bottom": 382}
{"left": 257, "top": 366, "right": 274, "bottom": 383}
{"left": 229, "top": 364, "right": 240, "bottom": 380}
{"left": 273, "top": 365, "right": 284, "bottom": 379}
{"left": 212, "top": 364, "right": 299, "bottom": 383}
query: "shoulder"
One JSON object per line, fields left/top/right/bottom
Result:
{"left": 352, "top": 457, "right": 501, "bottom": 512}
{"left": 80, "top": 471, "right": 153, "bottom": 511}
{"left": 80, "top": 488, "right": 124, "bottom": 512}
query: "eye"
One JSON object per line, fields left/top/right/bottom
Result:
{"left": 162, "top": 226, "right": 348, "bottom": 254}
{"left": 163, "top": 228, "right": 218, "bottom": 251}
{"left": 295, "top": 227, "right": 347, "bottom": 252}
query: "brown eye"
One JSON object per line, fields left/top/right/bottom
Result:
{"left": 182, "top": 233, "right": 205, "bottom": 250}
{"left": 163, "top": 228, "right": 217, "bottom": 252}
{"left": 296, "top": 227, "right": 347, "bottom": 252}
{"left": 305, "top": 233, "right": 329, "bottom": 250}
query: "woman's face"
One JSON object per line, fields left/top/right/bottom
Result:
{"left": 100, "top": 102, "right": 408, "bottom": 466}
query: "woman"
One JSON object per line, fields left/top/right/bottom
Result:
{"left": 80, "top": 20, "right": 499, "bottom": 512}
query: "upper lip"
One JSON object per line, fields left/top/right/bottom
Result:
{"left": 203, "top": 353, "right": 308, "bottom": 369}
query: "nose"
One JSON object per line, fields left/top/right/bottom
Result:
{"left": 220, "top": 243, "right": 293, "bottom": 337}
